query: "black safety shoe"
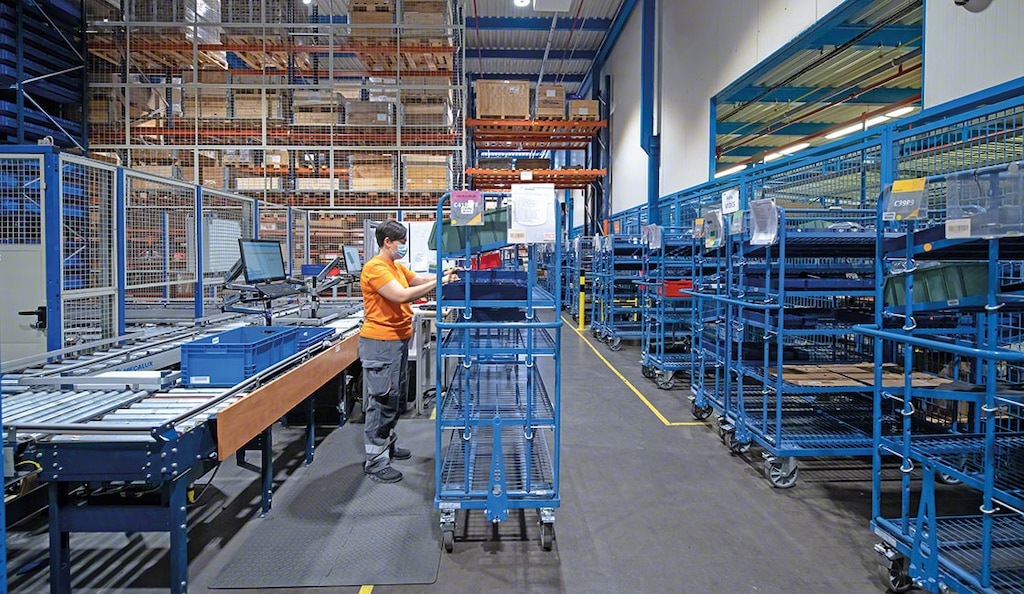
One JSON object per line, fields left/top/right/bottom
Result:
{"left": 391, "top": 445, "right": 412, "bottom": 460}
{"left": 365, "top": 467, "right": 403, "bottom": 483}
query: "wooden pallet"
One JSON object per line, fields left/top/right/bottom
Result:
{"left": 569, "top": 113, "right": 601, "bottom": 122}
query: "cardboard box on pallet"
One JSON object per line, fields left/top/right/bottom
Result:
{"left": 263, "top": 150, "right": 290, "bottom": 167}
{"left": 350, "top": 156, "right": 396, "bottom": 191}
{"left": 293, "top": 111, "right": 338, "bottom": 125}
{"left": 476, "top": 157, "right": 513, "bottom": 170}
{"left": 236, "top": 177, "right": 283, "bottom": 190}
{"left": 515, "top": 158, "right": 551, "bottom": 170}
{"left": 349, "top": 0, "right": 394, "bottom": 38}
{"left": 404, "top": 154, "right": 449, "bottom": 191}
{"left": 569, "top": 99, "right": 599, "bottom": 120}
{"left": 233, "top": 95, "right": 280, "bottom": 118}
{"left": 535, "top": 83, "right": 565, "bottom": 119}
{"left": 475, "top": 80, "right": 530, "bottom": 120}
{"left": 402, "top": 102, "right": 451, "bottom": 126}
{"left": 183, "top": 98, "right": 228, "bottom": 118}
{"left": 345, "top": 101, "right": 394, "bottom": 125}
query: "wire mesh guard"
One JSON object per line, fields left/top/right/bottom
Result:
{"left": 439, "top": 363, "right": 555, "bottom": 425}
{"left": 86, "top": 0, "right": 465, "bottom": 210}
{"left": 439, "top": 425, "right": 555, "bottom": 498}
{"left": 0, "top": 157, "right": 43, "bottom": 244}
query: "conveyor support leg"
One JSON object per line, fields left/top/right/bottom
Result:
{"left": 261, "top": 426, "right": 273, "bottom": 517}
{"left": 306, "top": 395, "right": 316, "bottom": 465}
{"left": 169, "top": 475, "right": 189, "bottom": 594}
{"left": 48, "top": 483, "right": 71, "bottom": 594}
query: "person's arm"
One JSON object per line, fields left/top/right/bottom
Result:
{"left": 408, "top": 269, "right": 460, "bottom": 287}
{"left": 376, "top": 279, "right": 436, "bottom": 304}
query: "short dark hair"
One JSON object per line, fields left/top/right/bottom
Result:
{"left": 375, "top": 219, "right": 407, "bottom": 247}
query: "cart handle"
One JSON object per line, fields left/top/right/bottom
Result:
{"left": 853, "top": 324, "right": 1024, "bottom": 362}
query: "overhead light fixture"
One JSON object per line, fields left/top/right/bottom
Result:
{"left": 865, "top": 115, "right": 890, "bottom": 128}
{"left": 825, "top": 123, "right": 864, "bottom": 140}
{"left": 514, "top": 0, "right": 531, "bottom": 6}
{"left": 779, "top": 142, "right": 810, "bottom": 155}
{"left": 885, "top": 106, "right": 915, "bottom": 119}
{"left": 763, "top": 152, "right": 783, "bottom": 162}
{"left": 714, "top": 164, "right": 747, "bottom": 179}
{"left": 303, "top": 0, "right": 312, "bottom": 4}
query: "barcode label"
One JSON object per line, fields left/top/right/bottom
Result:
{"left": 508, "top": 229, "right": 526, "bottom": 242}
{"left": 946, "top": 218, "right": 971, "bottom": 239}
{"left": 882, "top": 212, "right": 896, "bottom": 221}
{"left": 191, "top": 376, "right": 210, "bottom": 385}
{"left": 439, "top": 502, "right": 461, "bottom": 510}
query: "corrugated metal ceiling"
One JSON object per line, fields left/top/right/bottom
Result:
{"left": 469, "top": 0, "right": 623, "bottom": 20}
{"left": 464, "top": 29, "right": 605, "bottom": 51}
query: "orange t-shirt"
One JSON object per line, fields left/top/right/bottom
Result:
{"left": 360, "top": 255, "right": 417, "bottom": 341}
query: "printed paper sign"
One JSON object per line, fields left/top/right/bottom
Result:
{"left": 722, "top": 188, "right": 740, "bottom": 215}
{"left": 451, "top": 190, "right": 484, "bottom": 226}
{"left": 883, "top": 178, "right": 927, "bottom": 221}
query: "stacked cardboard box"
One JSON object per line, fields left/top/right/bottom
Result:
{"left": 569, "top": 100, "right": 599, "bottom": 121}
{"left": 345, "top": 101, "right": 394, "bottom": 125}
{"left": 402, "top": 102, "right": 451, "bottom": 126}
{"left": 130, "top": 165, "right": 176, "bottom": 190}
{"left": 404, "top": 154, "right": 449, "bottom": 191}
{"left": 262, "top": 150, "right": 290, "bottom": 168}
{"left": 183, "top": 98, "right": 228, "bottom": 118}
{"left": 403, "top": 0, "right": 447, "bottom": 38}
{"left": 179, "top": 166, "right": 225, "bottom": 189}
{"left": 535, "top": 84, "right": 565, "bottom": 120}
{"left": 233, "top": 94, "right": 280, "bottom": 118}
{"left": 475, "top": 80, "right": 530, "bottom": 119}
{"left": 349, "top": 0, "right": 393, "bottom": 39}
{"left": 350, "top": 156, "right": 395, "bottom": 191}
{"left": 293, "top": 110, "right": 338, "bottom": 125}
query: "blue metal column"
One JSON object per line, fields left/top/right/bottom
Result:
{"left": 286, "top": 207, "right": 294, "bottom": 276}
{"left": 640, "top": 0, "right": 660, "bottom": 225}
{"left": 14, "top": 1, "right": 25, "bottom": 143}
{"left": 44, "top": 151, "right": 62, "bottom": 351}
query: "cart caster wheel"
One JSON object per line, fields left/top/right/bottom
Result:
{"left": 441, "top": 525, "right": 455, "bottom": 553}
{"left": 539, "top": 523, "right": 554, "bottom": 551}
{"left": 937, "top": 471, "right": 961, "bottom": 485}
{"left": 764, "top": 458, "right": 799, "bottom": 488}
{"left": 724, "top": 430, "right": 750, "bottom": 454}
{"left": 877, "top": 556, "right": 913, "bottom": 592}
{"left": 656, "top": 372, "right": 675, "bottom": 390}
{"left": 641, "top": 365, "right": 655, "bottom": 379}
{"left": 691, "top": 402, "right": 713, "bottom": 420}
{"left": 591, "top": 328, "right": 599, "bottom": 338}
{"left": 609, "top": 337, "right": 622, "bottom": 351}
{"left": 572, "top": 313, "right": 579, "bottom": 322}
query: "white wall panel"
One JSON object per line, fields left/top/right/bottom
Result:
{"left": 602, "top": 0, "right": 843, "bottom": 214}
{"left": 923, "top": 0, "right": 1024, "bottom": 108}
{"left": 602, "top": 7, "right": 646, "bottom": 213}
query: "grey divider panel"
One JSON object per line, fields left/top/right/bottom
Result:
{"left": 210, "top": 420, "right": 440, "bottom": 588}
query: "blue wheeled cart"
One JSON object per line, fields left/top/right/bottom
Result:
{"left": 856, "top": 159, "right": 1024, "bottom": 593}
{"left": 589, "top": 233, "right": 645, "bottom": 351}
{"left": 639, "top": 226, "right": 696, "bottom": 390}
{"left": 434, "top": 192, "right": 562, "bottom": 553}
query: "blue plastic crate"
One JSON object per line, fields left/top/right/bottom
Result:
{"left": 442, "top": 269, "right": 529, "bottom": 321}
{"left": 181, "top": 326, "right": 300, "bottom": 387}
{"left": 296, "top": 327, "right": 336, "bottom": 350}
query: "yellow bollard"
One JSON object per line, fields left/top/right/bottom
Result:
{"left": 578, "top": 276, "right": 585, "bottom": 332}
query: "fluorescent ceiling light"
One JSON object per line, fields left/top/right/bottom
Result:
{"left": 763, "top": 152, "right": 783, "bottom": 162}
{"left": 779, "top": 142, "right": 809, "bottom": 155}
{"left": 885, "top": 106, "right": 915, "bottom": 118}
{"left": 514, "top": 0, "right": 531, "bottom": 6}
{"left": 302, "top": 0, "right": 311, "bottom": 4}
{"left": 714, "top": 164, "right": 747, "bottom": 179}
{"left": 865, "top": 115, "right": 890, "bottom": 128}
{"left": 825, "top": 123, "right": 863, "bottom": 140}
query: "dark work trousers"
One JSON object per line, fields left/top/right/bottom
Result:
{"left": 360, "top": 336, "right": 410, "bottom": 473}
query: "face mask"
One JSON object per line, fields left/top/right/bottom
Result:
{"left": 395, "top": 243, "right": 408, "bottom": 259}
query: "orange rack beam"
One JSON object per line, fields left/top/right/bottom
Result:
{"left": 467, "top": 119, "right": 606, "bottom": 151}
{"left": 466, "top": 168, "right": 606, "bottom": 191}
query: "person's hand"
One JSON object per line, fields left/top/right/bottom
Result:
{"left": 441, "top": 268, "right": 461, "bottom": 285}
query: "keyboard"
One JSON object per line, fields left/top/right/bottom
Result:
{"left": 257, "top": 282, "right": 301, "bottom": 299}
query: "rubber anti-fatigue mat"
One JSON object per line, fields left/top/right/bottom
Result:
{"left": 209, "top": 420, "right": 440, "bottom": 588}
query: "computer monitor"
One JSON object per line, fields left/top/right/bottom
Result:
{"left": 239, "top": 239, "right": 287, "bottom": 284}
{"left": 343, "top": 246, "right": 363, "bottom": 274}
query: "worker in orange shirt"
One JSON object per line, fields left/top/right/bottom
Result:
{"left": 360, "top": 220, "right": 459, "bottom": 483}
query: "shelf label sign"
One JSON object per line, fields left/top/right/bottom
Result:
{"left": 883, "top": 178, "right": 927, "bottom": 221}
{"left": 451, "top": 191, "right": 484, "bottom": 226}
{"left": 721, "top": 188, "right": 740, "bottom": 215}
{"left": 945, "top": 218, "right": 971, "bottom": 239}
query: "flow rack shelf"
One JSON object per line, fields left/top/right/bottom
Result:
{"left": 434, "top": 191, "right": 561, "bottom": 552}
{"left": 856, "top": 159, "right": 1024, "bottom": 594}
{"left": 590, "top": 234, "right": 646, "bottom": 350}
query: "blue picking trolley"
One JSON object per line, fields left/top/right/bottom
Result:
{"left": 590, "top": 233, "right": 644, "bottom": 350}
{"left": 639, "top": 226, "right": 696, "bottom": 390}
{"left": 434, "top": 192, "right": 562, "bottom": 553}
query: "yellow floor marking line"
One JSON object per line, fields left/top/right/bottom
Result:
{"left": 359, "top": 586, "right": 374, "bottom": 594}
{"left": 561, "top": 316, "right": 703, "bottom": 426}
{"left": 430, "top": 406, "right": 436, "bottom": 420}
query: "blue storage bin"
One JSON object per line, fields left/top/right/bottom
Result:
{"left": 442, "top": 270, "right": 528, "bottom": 321}
{"left": 181, "top": 326, "right": 300, "bottom": 387}
{"left": 296, "top": 327, "right": 336, "bottom": 350}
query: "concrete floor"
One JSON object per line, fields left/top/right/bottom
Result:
{"left": 6, "top": 318, "right": 935, "bottom": 594}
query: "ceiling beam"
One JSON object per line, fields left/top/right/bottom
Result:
{"left": 724, "top": 86, "right": 920, "bottom": 105}
{"left": 466, "top": 48, "right": 598, "bottom": 60}
{"left": 807, "top": 23, "right": 922, "bottom": 49}
{"left": 472, "top": 17, "right": 612, "bottom": 31}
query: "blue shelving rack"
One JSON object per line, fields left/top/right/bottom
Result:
{"left": 434, "top": 192, "right": 562, "bottom": 553}
{"left": 639, "top": 226, "right": 696, "bottom": 390}
{"left": 855, "top": 160, "right": 1024, "bottom": 593}
{"left": 589, "top": 233, "right": 644, "bottom": 350}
